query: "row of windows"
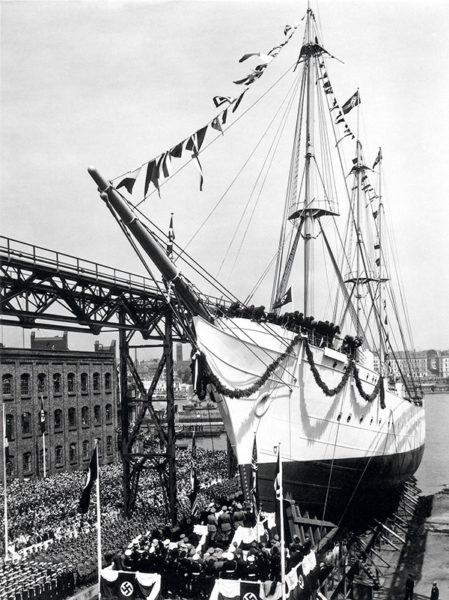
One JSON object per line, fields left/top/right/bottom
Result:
{"left": 5, "top": 404, "right": 113, "bottom": 438}
{"left": 14, "top": 438, "right": 114, "bottom": 475}
{"left": 2, "top": 371, "right": 112, "bottom": 396}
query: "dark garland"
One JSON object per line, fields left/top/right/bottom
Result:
{"left": 304, "top": 340, "right": 385, "bottom": 407}
{"left": 353, "top": 367, "right": 386, "bottom": 408}
{"left": 303, "top": 339, "right": 354, "bottom": 396}
{"left": 199, "top": 332, "right": 303, "bottom": 399}
{"left": 194, "top": 333, "right": 386, "bottom": 408}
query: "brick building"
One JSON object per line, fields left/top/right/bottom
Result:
{"left": 0, "top": 333, "right": 118, "bottom": 479}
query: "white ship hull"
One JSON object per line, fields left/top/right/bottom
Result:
{"left": 195, "top": 316, "right": 425, "bottom": 517}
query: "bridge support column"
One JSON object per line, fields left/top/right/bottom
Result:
{"left": 119, "top": 311, "right": 132, "bottom": 517}
{"left": 165, "top": 306, "right": 177, "bottom": 525}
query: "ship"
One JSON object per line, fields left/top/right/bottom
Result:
{"left": 88, "top": 4, "right": 425, "bottom": 523}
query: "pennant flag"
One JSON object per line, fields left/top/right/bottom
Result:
{"left": 78, "top": 445, "right": 98, "bottom": 514}
{"left": 166, "top": 213, "right": 175, "bottom": 257}
{"left": 274, "top": 448, "right": 282, "bottom": 502}
{"left": 169, "top": 141, "right": 184, "bottom": 158}
{"left": 372, "top": 147, "right": 382, "bottom": 169}
{"left": 39, "top": 396, "right": 46, "bottom": 433}
{"left": 222, "top": 108, "right": 229, "bottom": 124}
{"left": 187, "top": 137, "right": 205, "bottom": 191}
{"left": 158, "top": 152, "right": 172, "bottom": 179}
{"left": 268, "top": 45, "right": 282, "bottom": 58}
{"left": 188, "top": 432, "right": 200, "bottom": 517}
{"left": 213, "top": 95, "right": 233, "bottom": 108}
{"left": 116, "top": 166, "right": 142, "bottom": 195}
{"left": 232, "top": 88, "right": 248, "bottom": 113}
{"left": 144, "top": 159, "right": 160, "bottom": 197}
{"left": 250, "top": 433, "right": 259, "bottom": 517}
{"left": 211, "top": 116, "right": 224, "bottom": 135}
{"left": 342, "top": 90, "right": 361, "bottom": 114}
{"left": 372, "top": 210, "right": 378, "bottom": 219}
{"left": 233, "top": 70, "right": 262, "bottom": 85}
{"left": 273, "top": 286, "right": 292, "bottom": 310}
{"left": 3, "top": 415, "right": 9, "bottom": 462}
{"left": 239, "top": 52, "right": 273, "bottom": 65}
{"left": 186, "top": 125, "right": 208, "bottom": 153}
{"left": 330, "top": 98, "right": 339, "bottom": 111}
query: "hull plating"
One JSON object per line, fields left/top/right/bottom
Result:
{"left": 195, "top": 316, "right": 426, "bottom": 517}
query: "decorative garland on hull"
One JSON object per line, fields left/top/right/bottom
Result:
{"left": 193, "top": 331, "right": 385, "bottom": 407}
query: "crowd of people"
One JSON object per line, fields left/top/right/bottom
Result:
{"left": 104, "top": 500, "right": 325, "bottom": 599}
{"left": 0, "top": 448, "right": 239, "bottom": 600}
{"left": 214, "top": 303, "right": 364, "bottom": 356}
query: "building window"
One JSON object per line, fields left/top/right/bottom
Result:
{"left": 54, "top": 409, "right": 63, "bottom": 431}
{"left": 105, "top": 404, "right": 112, "bottom": 424}
{"left": 106, "top": 435, "right": 113, "bottom": 455}
{"left": 81, "top": 406, "right": 89, "bottom": 427}
{"left": 2, "top": 374, "right": 12, "bottom": 396}
{"left": 69, "top": 443, "right": 77, "bottom": 464}
{"left": 23, "top": 452, "right": 32, "bottom": 474}
{"left": 68, "top": 407, "right": 76, "bottom": 428}
{"left": 21, "top": 412, "right": 31, "bottom": 435}
{"left": 81, "top": 373, "right": 88, "bottom": 393}
{"left": 67, "top": 372, "right": 75, "bottom": 393}
{"left": 55, "top": 445, "right": 63, "bottom": 467}
{"left": 53, "top": 373, "right": 62, "bottom": 394}
{"left": 104, "top": 372, "right": 112, "bottom": 392}
{"left": 6, "top": 414, "right": 14, "bottom": 440}
{"left": 20, "top": 374, "right": 30, "bottom": 396}
{"left": 94, "top": 405, "right": 101, "bottom": 426}
{"left": 96, "top": 439, "right": 102, "bottom": 456}
{"left": 82, "top": 440, "right": 90, "bottom": 460}
{"left": 37, "top": 373, "right": 46, "bottom": 394}
{"left": 93, "top": 372, "right": 100, "bottom": 392}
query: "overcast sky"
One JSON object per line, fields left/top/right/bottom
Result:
{"left": 1, "top": 0, "right": 448, "bottom": 354}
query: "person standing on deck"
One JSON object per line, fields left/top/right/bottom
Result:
{"left": 405, "top": 574, "right": 414, "bottom": 600}
{"left": 430, "top": 582, "right": 439, "bottom": 600}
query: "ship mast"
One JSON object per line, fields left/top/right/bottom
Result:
{"left": 272, "top": 7, "right": 338, "bottom": 315}
{"left": 303, "top": 7, "right": 315, "bottom": 316}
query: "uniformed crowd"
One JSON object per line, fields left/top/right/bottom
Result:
{"left": 105, "top": 500, "right": 316, "bottom": 599}
{"left": 0, "top": 448, "right": 238, "bottom": 600}
{"left": 216, "top": 303, "right": 346, "bottom": 351}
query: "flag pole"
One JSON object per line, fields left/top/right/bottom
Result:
{"left": 40, "top": 395, "right": 46, "bottom": 477}
{"left": 42, "top": 429, "right": 46, "bottom": 479}
{"left": 95, "top": 439, "right": 102, "bottom": 600}
{"left": 2, "top": 404, "right": 9, "bottom": 562}
{"left": 278, "top": 442, "right": 286, "bottom": 600}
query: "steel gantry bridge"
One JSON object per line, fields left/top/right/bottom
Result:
{"left": 0, "top": 234, "right": 226, "bottom": 522}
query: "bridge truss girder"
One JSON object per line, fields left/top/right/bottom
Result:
{"left": 0, "top": 256, "right": 194, "bottom": 340}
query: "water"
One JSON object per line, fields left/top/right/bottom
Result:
{"left": 415, "top": 393, "right": 449, "bottom": 495}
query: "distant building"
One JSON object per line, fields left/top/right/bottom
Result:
{"left": 0, "top": 332, "right": 118, "bottom": 479}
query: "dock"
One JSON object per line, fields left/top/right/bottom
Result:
{"left": 372, "top": 488, "right": 449, "bottom": 600}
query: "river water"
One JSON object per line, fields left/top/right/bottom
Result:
{"left": 415, "top": 393, "right": 449, "bottom": 495}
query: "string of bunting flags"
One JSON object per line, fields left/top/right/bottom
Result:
{"left": 113, "top": 23, "right": 299, "bottom": 199}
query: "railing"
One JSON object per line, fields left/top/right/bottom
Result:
{"left": 0, "top": 235, "right": 160, "bottom": 293}
{"left": 0, "top": 235, "right": 231, "bottom": 308}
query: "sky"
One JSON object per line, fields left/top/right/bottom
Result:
{"left": 1, "top": 0, "right": 449, "bottom": 354}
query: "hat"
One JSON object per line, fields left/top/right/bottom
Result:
{"left": 124, "top": 549, "right": 132, "bottom": 556}
{"left": 192, "top": 554, "right": 200, "bottom": 561}
{"left": 247, "top": 555, "right": 255, "bottom": 562}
